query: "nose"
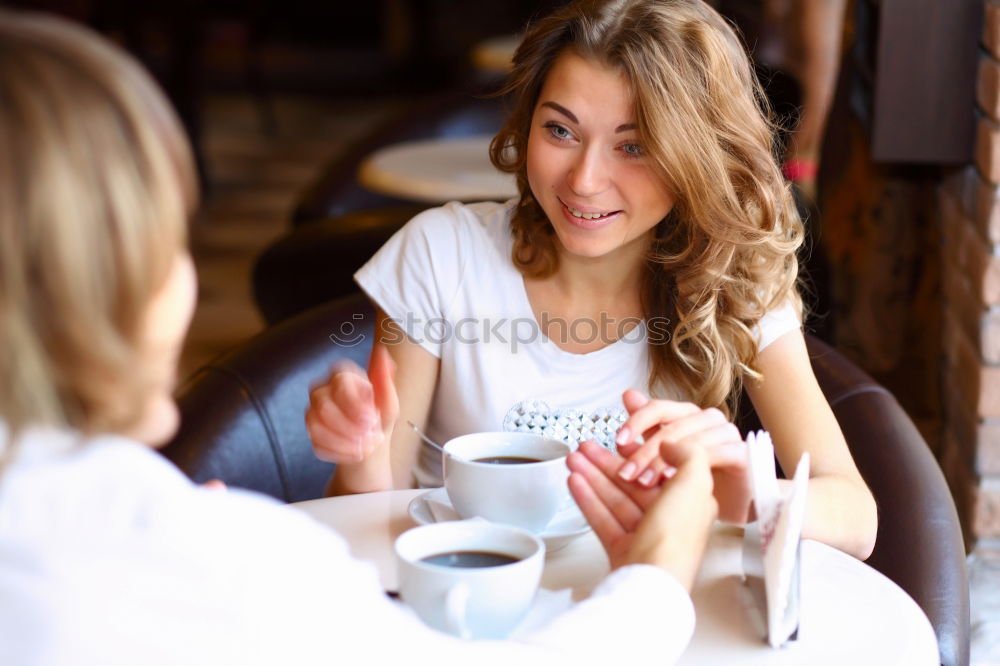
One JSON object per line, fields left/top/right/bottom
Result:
{"left": 566, "top": 145, "right": 609, "bottom": 198}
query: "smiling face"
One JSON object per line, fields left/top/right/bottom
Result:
{"left": 526, "top": 49, "right": 675, "bottom": 262}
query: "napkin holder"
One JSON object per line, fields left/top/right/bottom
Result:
{"left": 740, "top": 431, "right": 809, "bottom": 648}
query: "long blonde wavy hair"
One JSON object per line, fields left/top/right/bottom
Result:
{"left": 490, "top": 0, "right": 804, "bottom": 415}
{"left": 0, "top": 11, "right": 196, "bottom": 440}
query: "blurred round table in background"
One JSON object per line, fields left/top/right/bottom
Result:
{"left": 357, "top": 136, "right": 517, "bottom": 204}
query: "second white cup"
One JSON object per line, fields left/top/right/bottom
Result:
{"left": 395, "top": 520, "right": 544, "bottom": 639}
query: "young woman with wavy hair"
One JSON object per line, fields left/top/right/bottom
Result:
{"left": 310, "top": 0, "right": 877, "bottom": 559}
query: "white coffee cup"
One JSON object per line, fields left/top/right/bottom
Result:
{"left": 395, "top": 520, "right": 544, "bottom": 639}
{"left": 443, "top": 432, "right": 573, "bottom": 533}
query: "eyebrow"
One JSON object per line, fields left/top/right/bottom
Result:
{"left": 540, "top": 101, "right": 636, "bottom": 133}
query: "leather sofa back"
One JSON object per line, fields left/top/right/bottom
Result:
{"left": 163, "top": 294, "right": 374, "bottom": 502}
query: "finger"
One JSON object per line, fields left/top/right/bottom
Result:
{"left": 310, "top": 375, "right": 377, "bottom": 430}
{"left": 368, "top": 344, "right": 399, "bottom": 427}
{"left": 615, "top": 399, "right": 701, "bottom": 447}
{"left": 658, "top": 438, "right": 713, "bottom": 481}
{"left": 310, "top": 385, "right": 375, "bottom": 443}
{"left": 568, "top": 473, "right": 627, "bottom": 553}
{"left": 615, "top": 441, "right": 640, "bottom": 457}
{"left": 567, "top": 449, "right": 644, "bottom": 529}
{"left": 706, "top": 440, "right": 749, "bottom": 470}
{"left": 318, "top": 391, "right": 372, "bottom": 439}
{"left": 576, "top": 439, "right": 624, "bottom": 470}
{"left": 617, "top": 391, "right": 662, "bottom": 449}
{"left": 618, "top": 438, "right": 662, "bottom": 482}
{"left": 306, "top": 409, "right": 365, "bottom": 463}
{"left": 664, "top": 425, "right": 746, "bottom": 471}
{"left": 573, "top": 440, "right": 661, "bottom": 509}
{"left": 616, "top": 389, "right": 649, "bottom": 447}
{"left": 329, "top": 358, "right": 366, "bottom": 380}
{"left": 617, "top": 440, "right": 671, "bottom": 468}
{"left": 306, "top": 409, "right": 351, "bottom": 462}
{"left": 622, "top": 389, "right": 651, "bottom": 415}
{"left": 623, "top": 415, "right": 736, "bottom": 482}
{"left": 636, "top": 458, "right": 668, "bottom": 487}
{"left": 654, "top": 408, "right": 731, "bottom": 447}
{"left": 202, "top": 479, "right": 227, "bottom": 491}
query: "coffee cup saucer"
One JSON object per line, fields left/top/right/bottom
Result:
{"left": 408, "top": 487, "right": 591, "bottom": 553}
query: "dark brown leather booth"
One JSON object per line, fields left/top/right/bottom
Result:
{"left": 161, "top": 291, "right": 968, "bottom": 666}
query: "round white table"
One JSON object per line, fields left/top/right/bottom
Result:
{"left": 294, "top": 489, "right": 938, "bottom": 665}
{"left": 357, "top": 136, "right": 518, "bottom": 204}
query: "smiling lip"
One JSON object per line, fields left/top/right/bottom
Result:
{"left": 558, "top": 198, "right": 622, "bottom": 230}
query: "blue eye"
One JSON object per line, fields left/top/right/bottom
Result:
{"left": 543, "top": 122, "right": 572, "bottom": 141}
{"left": 621, "top": 143, "right": 643, "bottom": 158}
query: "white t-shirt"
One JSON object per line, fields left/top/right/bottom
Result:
{"left": 356, "top": 200, "right": 800, "bottom": 487}
{"left": 0, "top": 427, "right": 694, "bottom": 666}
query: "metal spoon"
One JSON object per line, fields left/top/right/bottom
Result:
{"left": 406, "top": 420, "right": 445, "bottom": 453}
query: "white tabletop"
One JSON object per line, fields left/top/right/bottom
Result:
{"left": 294, "top": 489, "right": 939, "bottom": 665}
{"left": 357, "top": 136, "right": 518, "bottom": 204}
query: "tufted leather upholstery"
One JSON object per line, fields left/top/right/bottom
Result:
{"left": 160, "top": 299, "right": 968, "bottom": 665}
{"left": 162, "top": 293, "right": 374, "bottom": 502}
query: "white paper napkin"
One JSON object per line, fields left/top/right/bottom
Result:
{"left": 742, "top": 430, "right": 809, "bottom": 648}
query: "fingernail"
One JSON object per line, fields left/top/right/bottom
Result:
{"left": 619, "top": 462, "right": 637, "bottom": 480}
{"left": 662, "top": 466, "right": 677, "bottom": 480}
{"left": 638, "top": 469, "right": 656, "bottom": 486}
{"left": 615, "top": 426, "right": 632, "bottom": 446}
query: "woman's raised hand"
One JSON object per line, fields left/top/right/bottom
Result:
{"left": 306, "top": 344, "right": 399, "bottom": 465}
{"left": 614, "top": 389, "right": 751, "bottom": 523}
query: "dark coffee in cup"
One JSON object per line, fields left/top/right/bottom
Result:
{"left": 471, "top": 456, "right": 542, "bottom": 465}
{"left": 420, "top": 550, "right": 520, "bottom": 568}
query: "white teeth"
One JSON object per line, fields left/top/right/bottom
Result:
{"left": 567, "top": 205, "right": 609, "bottom": 220}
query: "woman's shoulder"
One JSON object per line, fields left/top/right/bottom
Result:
{"left": 0, "top": 429, "right": 344, "bottom": 552}
{"left": 755, "top": 298, "right": 802, "bottom": 352}
{"left": 0, "top": 431, "right": 187, "bottom": 538}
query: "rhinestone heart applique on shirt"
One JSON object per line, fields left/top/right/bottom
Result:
{"left": 503, "top": 400, "right": 626, "bottom": 452}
